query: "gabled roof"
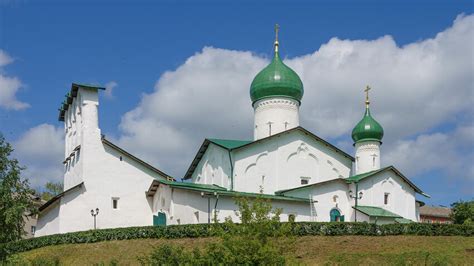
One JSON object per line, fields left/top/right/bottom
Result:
{"left": 39, "top": 182, "right": 84, "bottom": 212}
{"left": 345, "top": 166, "right": 430, "bottom": 197}
{"left": 419, "top": 205, "right": 452, "bottom": 218}
{"left": 275, "top": 178, "right": 347, "bottom": 195}
{"left": 58, "top": 83, "right": 106, "bottom": 121}
{"left": 276, "top": 166, "right": 428, "bottom": 198}
{"left": 353, "top": 205, "right": 401, "bottom": 218}
{"left": 183, "top": 138, "right": 251, "bottom": 180}
{"left": 146, "top": 179, "right": 310, "bottom": 203}
{"left": 208, "top": 139, "right": 253, "bottom": 149}
{"left": 101, "top": 137, "right": 173, "bottom": 180}
{"left": 184, "top": 126, "right": 354, "bottom": 179}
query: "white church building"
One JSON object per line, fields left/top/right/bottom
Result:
{"left": 36, "top": 32, "right": 429, "bottom": 236}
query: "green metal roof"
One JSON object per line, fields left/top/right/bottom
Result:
{"left": 250, "top": 47, "right": 304, "bottom": 104}
{"left": 345, "top": 167, "right": 389, "bottom": 183}
{"left": 345, "top": 166, "right": 429, "bottom": 197}
{"left": 208, "top": 139, "right": 252, "bottom": 150}
{"left": 354, "top": 205, "right": 401, "bottom": 218}
{"left": 395, "top": 217, "right": 414, "bottom": 224}
{"left": 351, "top": 106, "right": 384, "bottom": 143}
{"left": 275, "top": 178, "right": 347, "bottom": 195}
{"left": 184, "top": 127, "right": 354, "bottom": 180}
{"left": 58, "top": 83, "right": 106, "bottom": 121}
{"left": 157, "top": 178, "right": 227, "bottom": 192}
{"left": 152, "top": 179, "right": 310, "bottom": 203}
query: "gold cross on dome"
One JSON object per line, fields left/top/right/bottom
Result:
{"left": 275, "top": 24, "right": 280, "bottom": 42}
{"left": 364, "top": 85, "right": 371, "bottom": 106}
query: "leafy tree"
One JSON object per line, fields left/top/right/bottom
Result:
{"left": 450, "top": 200, "right": 474, "bottom": 225}
{"left": 140, "top": 195, "right": 292, "bottom": 265}
{"left": 41, "top": 181, "right": 63, "bottom": 201}
{"left": 0, "top": 134, "right": 35, "bottom": 243}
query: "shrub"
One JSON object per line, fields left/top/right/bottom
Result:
{"left": 1, "top": 222, "right": 472, "bottom": 260}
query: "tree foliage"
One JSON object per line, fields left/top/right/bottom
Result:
{"left": 0, "top": 134, "right": 35, "bottom": 243}
{"left": 41, "top": 182, "right": 63, "bottom": 201}
{"left": 451, "top": 200, "right": 474, "bottom": 225}
{"left": 140, "top": 196, "right": 291, "bottom": 265}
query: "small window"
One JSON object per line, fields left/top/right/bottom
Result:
{"left": 300, "top": 177, "right": 310, "bottom": 185}
{"left": 119, "top": 156, "right": 123, "bottom": 161}
{"left": 31, "top": 226, "right": 36, "bottom": 235}
{"left": 384, "top": 193, "right": 389, "bottom": 205}
{"left": 177, "top": 219, "right": 181, "bottom": 225}
{"left": 194, "top": 211, "right": 199, "bottom": 222}
{"left": 112, "top": 198, "right": 119, "bottom": 209}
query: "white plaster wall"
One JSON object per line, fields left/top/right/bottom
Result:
{"left": 35, "top": 202, "right": 60, "bottom": 237}
{"left": 232, "top": 130, "right": 352, "bottom": 194}
{"left": 356, "top": 170, "right": 418, "bottom": 221}
{"left": 253, "top": 97, "right": 299, "bottom": 140}
{"left": 354, "top": 141, "right": 381, "bottom": 175}
{"left": 153, "top": 186, "right": 313, "bottom": 225}
{"left": 281, "top": 180, "right": 352, "bottom": 222}
{"left": 38, "top": 87, "right": 167, "bottom": 236}
{"left": 190, "top": 143, "right": 232, "bottom": 189}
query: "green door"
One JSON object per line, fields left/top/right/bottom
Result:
{"left": 330, "top": 209, "right": 341, "bottom": 222}
{"left": 153, "top": 212, "right": 166, "bottom": 226}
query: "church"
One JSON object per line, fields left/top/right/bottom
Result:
{"left": 35, "top": 30, "right": 429, "bottom": 236}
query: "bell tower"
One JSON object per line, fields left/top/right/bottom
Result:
{"left": 250, "top": 25, "right": 304, "bottom": 140}
{"left": 58, "top": 83, "right": 105, "bottom": 190}
{"left": 352, "top": 86, "right": 384, "bottom": 174}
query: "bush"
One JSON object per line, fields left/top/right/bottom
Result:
{"left": 1, "top": 222, "right": 472, "bottom": 260}
{"left": 139, "top": 196, "right": 289, "bottom": 265}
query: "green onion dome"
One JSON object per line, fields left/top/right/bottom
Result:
{"left": 351, "top": 105, "right": 384, "bottom": 143}
{"left": 250, "top": 44, "right": 304, "bottom": 105}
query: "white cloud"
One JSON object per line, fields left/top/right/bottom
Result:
{"left": 0, "top": 49, "right": 29, "bottom": 110}
{"left": 13, "top": 124, "right": 64, "bottom": 188}
{"left": 383, "top": 125, "right": 474, "bottom": 182}
{"left": 114, "top": 14, "right": 473, "bottom": 181}
{"left": 104, "top": 81, "right": 118, "bottom": 98}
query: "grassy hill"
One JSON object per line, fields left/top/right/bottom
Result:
{"left": 13, "top": 235, "right": 474, "bottom": 265}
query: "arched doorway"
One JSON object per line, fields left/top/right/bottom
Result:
{"left": 153, "top": 212, "right": 166, "bottom": 226}
{"left": 330, "top": 208, "right": 344, "bottom": 222}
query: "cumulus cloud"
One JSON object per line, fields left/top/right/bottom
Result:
{"left": 13, "top": 124, "right": 64, "bottom": 188}
{"left": 104, "top": 81, "right": 118, "bottom": 98}
{"left": 384, "top": 125, "right": 474, "bottom": 182}
{"left": 116, "top": 14, "right": 473, "bottom": 180}
{"left": 0, "top": 50, "right": 29, "bottom": 110}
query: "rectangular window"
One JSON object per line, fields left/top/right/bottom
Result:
{"left": 31, "top": 226, "right": 36, "bottom": 235}
{"left": 112, "top": 197, "right": 119, "bottom": 209}
{"left": 194, "top": 211, "right": 200, "bottom": 223}
{"left": 384, "top": 193, "right": 389, "bottom": 205}
{"left": 300, "top": 177, "right": 310, "bottom": 185}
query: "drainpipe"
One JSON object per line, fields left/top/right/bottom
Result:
{"left": 213, "top": 193, "right": 220, "bottom": 223}
{"left": 227, "top": 150, "right": 234, "bottom": 190}
{"left": 354, "top": 182, "right": 359, "bottom": 222}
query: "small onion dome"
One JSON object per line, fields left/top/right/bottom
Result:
{"left": 250, "top": 41, "right": 304, "bottom": 105}
{"left": 351, "top": 106, "right": 384, "bottom": 143}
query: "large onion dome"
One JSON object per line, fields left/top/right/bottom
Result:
{"left": 351, "top": 104, "right": 384, "bottom": 143}
{"left": 250, "top": 37, "right": 304, "bottom": 104}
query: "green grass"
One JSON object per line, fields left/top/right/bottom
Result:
{"left": 12, "top": 236, "right": 474, "bottom": 265}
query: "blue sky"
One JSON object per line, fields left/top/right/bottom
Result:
{"left": 0, "top": 0, "right": 473, "bottom": 206}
